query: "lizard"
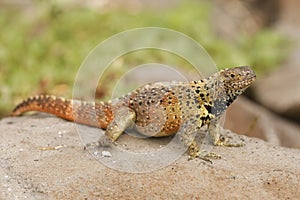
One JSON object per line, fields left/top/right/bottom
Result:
{"left": 11, "top": 66, "right": 256, "bottom": 161}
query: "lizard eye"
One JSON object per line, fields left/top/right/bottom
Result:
{"left": 230, "top": 74, "right": 235, "bottom": 78}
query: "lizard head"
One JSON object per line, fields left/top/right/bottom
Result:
{"left": 208, "top": 66, "right": 256, "bottom": 117}
{"left": 218, "top": 66, "right": 256, "bottom": 104}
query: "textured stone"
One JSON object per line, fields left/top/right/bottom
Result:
{"left": 0, "top": 115, "right": 299, "bottom": 199}
{"left": 253, "top": 67, "right": 300, "bottom": 123}
{"left": 225, "top": 96, "right": 300, "bottom": 148}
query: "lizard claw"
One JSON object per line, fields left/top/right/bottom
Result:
{"left": 189, "top": 150, "right": 221, "bottom": 163}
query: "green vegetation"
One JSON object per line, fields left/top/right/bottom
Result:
{"left": 0, "top": 1, "right": 289, "bottom": 117}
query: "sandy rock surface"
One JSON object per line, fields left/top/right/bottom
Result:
{"left": 1, "top": 115, "right": 300, "bottom": 199}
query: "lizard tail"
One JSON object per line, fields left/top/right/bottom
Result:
{"left": 11, "top": 95, "right": 113, "bottom": 129}
{"left": 11, "top": 95, "right": 74, "bottom": 120}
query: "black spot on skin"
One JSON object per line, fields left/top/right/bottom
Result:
{"left": 200, "top": 93, "right": 204, "bottom": 98}
{"left": 204, "top": 104, "right": 212, "bottom": 113}
{"left": 200, "top": 115, "right": 211, "bottom": 121}
{"left": 226, "top": 97, "right": 234, "bottom": 107}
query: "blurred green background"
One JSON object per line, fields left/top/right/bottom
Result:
{"left": 0, "top": 0, "right": 290, "bottom": 118}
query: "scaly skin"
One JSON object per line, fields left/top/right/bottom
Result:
{"left": 12, "top": 66, "right": 256, "bottom": 161}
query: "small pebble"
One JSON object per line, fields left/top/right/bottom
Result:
{"left": 101, "top": 151, "right": 112, "bottom": 157}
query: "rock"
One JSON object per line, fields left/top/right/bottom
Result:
{"left": 211, "top": 0, "right": 280, "bottom": 40}
{"left": 0, "top": 115, "right": 300, "bottom": 199}
{"left": 252, "top": 0, "right": 300, "bottom": 123}
{"left": 225, "top": 96, "right": 300, "bottom": 148}
{"left": 276, "top": 0, "right": 300, "bottom": 38}
{"left": 252, "top": 66, "right": 300, "bottom": 123}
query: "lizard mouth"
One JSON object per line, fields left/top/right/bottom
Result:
{"left": 243, "top": 73, "right": 256, "bottom": 87}
{"left": 220, "top": 66, "right": 256, "bottom": 91}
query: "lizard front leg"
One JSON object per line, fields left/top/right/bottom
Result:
{"left": 186, "top": 118, "right": 244, "bottom": 162}
{"left": 178, "top": 123, "right": 221, "bottom": 162}
{"left": 188, "top": 139, "right": 221, "bottom": 162}
{"left": 208, "top": 118, "right": 244, "bottom": 147}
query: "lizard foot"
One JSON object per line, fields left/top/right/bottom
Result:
{"left": 215, "top": 134, "right": 245, "bottom": 147}
{"left": 84, "top": 135, "right": 113, "bottom": 150}
{"left": 187, "top": 139, "right": 221, "bottom": 163}
{"left": 188, "top": 150, "right": 221, "bottom": 163}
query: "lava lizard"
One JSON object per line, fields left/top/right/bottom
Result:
{"left": 12, "top": 66, "right": 256, "bottom": 161}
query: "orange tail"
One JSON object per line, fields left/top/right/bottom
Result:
{"left": 12, "top": 95, "right": 113, "bottom": 129}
